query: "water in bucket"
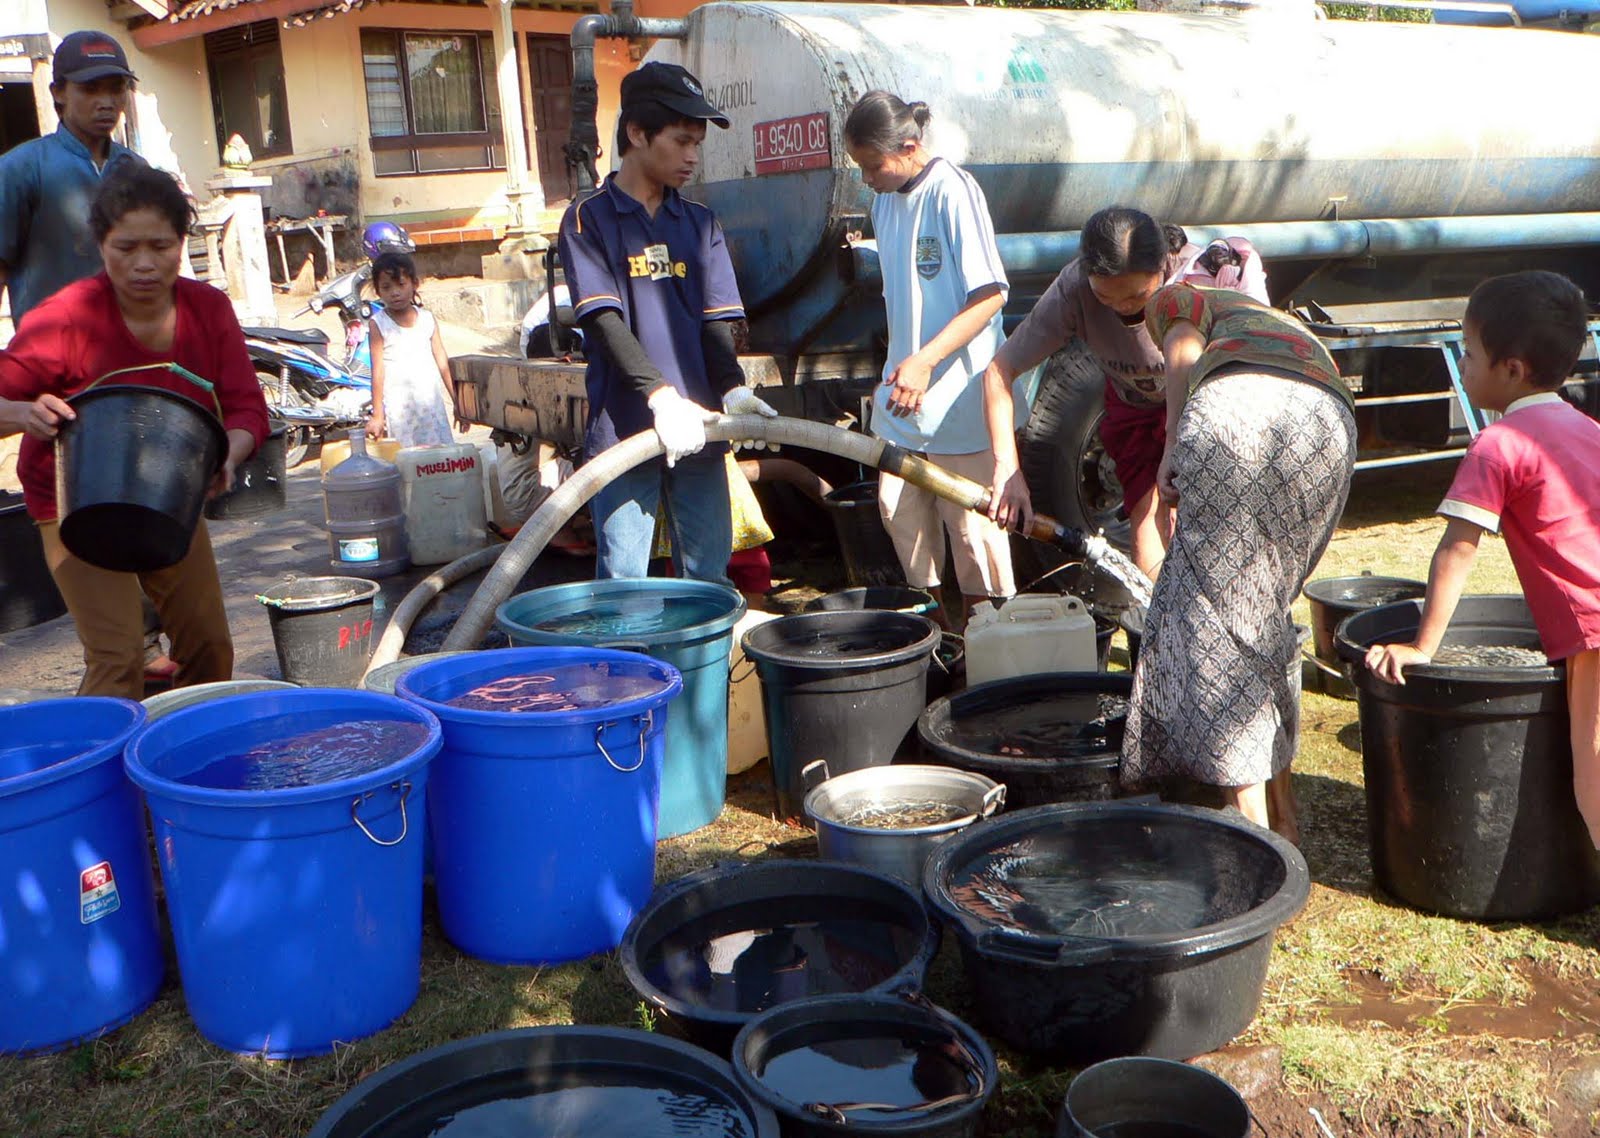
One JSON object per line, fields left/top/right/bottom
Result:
{"left": 946, "top": 691, "right": 1130, "bottom": 758}
{"left": 756, "top": 1028, "right": 977, "bottom": 1123}
{"left": 528, "top": 594, "right": 729, "bottom": 639}
{"left": 176, "top": 717, "right": 431, "bottom": 791}
{"left": 445, "top": 663, "right": 676, "bottom": 713}
{"left": 421, "top": 1080, "right": 754, "bottom": 1137}
{"left": 639, "top": 901, "right": 925, "bottom": 1014}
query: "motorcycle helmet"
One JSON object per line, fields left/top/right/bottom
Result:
{"left": 362, "top": 220, "right": 416, "bottom": 260}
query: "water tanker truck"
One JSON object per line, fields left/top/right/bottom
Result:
{"left": 453, "top": 0, "right": 1600, "bottom": 551}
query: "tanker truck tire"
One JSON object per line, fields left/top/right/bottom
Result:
{"left": 1012, "top": 342, "right": 1132, "bottom": 592}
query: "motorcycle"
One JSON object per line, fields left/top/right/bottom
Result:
{"left": 244, "top": 325, "right": 371, "bottom": 467}
{"left": 300, "top": 264, "right": 374, "bottom": 376}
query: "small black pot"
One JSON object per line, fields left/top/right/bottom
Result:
{"left": 1056, "top": 1057, "right": 1249, "bottom": 1138}
{"left": 732, "top": 993, "right": 997, "bottom": 1138}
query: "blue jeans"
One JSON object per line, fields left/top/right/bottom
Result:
{"left": 590, "top": 453, "right": 733, "bottom": 586}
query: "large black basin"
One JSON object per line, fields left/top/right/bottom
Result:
{"left": 923, "top": 801, "right": 1308, "bottom": 1064}
{"left": 306, "top": 1026, "right": 779, "bottom": 1137}
{"left": 620, "top": 860, "right": 939, "bottom": 1056}
{"left": 1336, "top": 594, "right": 1600, "bottom": 919}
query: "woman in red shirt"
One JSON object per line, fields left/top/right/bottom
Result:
{"left": 0, "top": 165, "right": 268, "bottom": 698}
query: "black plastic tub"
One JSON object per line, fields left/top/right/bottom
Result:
{"left": 305, "top": 1025, "right": 780, "bottom": 1137}
{"left": 1092, "top": 613, "right": 1116, "bottom": 671}
{"left": 743, "top": 611, "right": 940, "bottom": 819}
{"left": 205, "top": 419, "right": 287, "bottom": 521}
{"left": 804, "top": 587, "right": 937, "bottom": 618}
{"left": 1336, "top": 595, "right": 1600, "bottom": 920}
{"left": 918, "top": 673, "right": 1132, "bottom": 809}
{"left": 57, "top": 384, "right": 226, "bottom": 572}
{"left": 923, "top": 801, "right": 1309, "bottom": 1064}
{"left": 926, "top": 632, "right": 966, "bottom": 704}
{"left": 732, "top": 993, "right": 997, "bottom": 1138}
{"left": 1055, "top": 1057, "right": 1249, "bottom": 1138}
{"left": 0, "top": 492, "right": 66, "bottom": 634}
{"left": 822, "top": 482, "right": 903, "bottom": 588}
{"left": 1304, "top": 574, "right": 1426, "bottom": 667}
{"left": 620, "top": 860, "right": 940, "bottom": 1057}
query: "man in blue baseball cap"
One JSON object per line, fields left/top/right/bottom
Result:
{"left": 0, "top": 30, "right": 143, "bottom": 329}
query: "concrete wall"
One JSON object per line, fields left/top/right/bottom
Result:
{"left": 48, "top": 0, "right": 218, "bottom": 193}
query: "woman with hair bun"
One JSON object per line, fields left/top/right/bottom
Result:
{"left": 845, "top": 90, "right": 1019, "bottom": 629}
{"left": 982, "top": 205, "right": 1267, "bottom": 580}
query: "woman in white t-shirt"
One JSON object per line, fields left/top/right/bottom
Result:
{"left": 844, "top": 91, "right": 1021, "bottom": 629}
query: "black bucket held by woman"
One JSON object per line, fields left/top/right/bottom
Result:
{"left": 56, "top": 363, "right": 227, "bottom": 572}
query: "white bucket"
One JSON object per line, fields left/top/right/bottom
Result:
{"left": 728, "top": 609, "right": 779, "bottom": 774}
{"left": 397, "top": 444, "right": 489, "bottom": 565}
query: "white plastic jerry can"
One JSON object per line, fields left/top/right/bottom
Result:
{"left": 397, "top": 444, "right": 489, "bottom": 565}
{"left": 964, "top": 594, "right": 1098, "bottom": 686}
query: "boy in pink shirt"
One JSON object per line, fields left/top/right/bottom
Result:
{"left": 1367, "top": 271, "right": 1600, "bottom": 845}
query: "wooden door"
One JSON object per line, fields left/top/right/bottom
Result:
{"left": 526, "top": 34, "right": 573, "bottom": 206}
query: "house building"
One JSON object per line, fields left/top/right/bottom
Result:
{"left": 4, "top": 0, "right": 699, "bottom": 275}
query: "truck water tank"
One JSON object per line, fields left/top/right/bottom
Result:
{"left": 397, "top": 444, "right": 489, "bottom": 566}
{"left": 648, "top": 3, "right": 1600, "bottom": 344}
{"left": 1436, "top": 0, "right": 1600, "bottom": 25}
{"left": 323, "top": 430, "right": 409, "bottom": 578}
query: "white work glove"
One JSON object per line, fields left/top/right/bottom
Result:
{"left": 649, "top": 386, "right": 713, "bottom": 468}
{"left": 721, "top": 386, "right": 780, "bottom": 451}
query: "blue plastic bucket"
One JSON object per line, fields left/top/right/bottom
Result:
{"left": 397, "top": 647, "right": 683, "bottom": 965}
{"left": 496, "top": 579, "right": 744, "bottom": 838}
{"left": 124, "top": 689, "right": 441, "bottom": 1057}
{"left": 0, "top": 698, "right": 161, "bottom": 1055}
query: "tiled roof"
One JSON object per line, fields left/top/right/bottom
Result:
{"left": 164, "top": 0, "right": 383, "bottom": 23}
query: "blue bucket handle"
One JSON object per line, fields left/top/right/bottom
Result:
{"left": 351, "top": 780, "right": 412, "bottom": 846}
{"left": 596, "top": 710, "right": 653, "bottom": 773}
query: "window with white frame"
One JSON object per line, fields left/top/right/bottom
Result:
{"left": 360, "top": 29, "right": 504, "bottom": 176}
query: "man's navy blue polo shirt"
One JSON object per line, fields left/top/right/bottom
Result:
{"left": 557, "top": 174, "right": 744, "bottom": 457}
{"left": 0, "top": 125, "right": 142, "bottom": 327}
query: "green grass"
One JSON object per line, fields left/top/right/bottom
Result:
{"left": 5, "top": 464, "right": 1597, "bottom": 1137}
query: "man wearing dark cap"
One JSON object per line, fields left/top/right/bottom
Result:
{"left": 0, "top": 30, "right": 143, "bottom": 328}
{"left": 558, "top": 61, "right": 778, "bottom": 584}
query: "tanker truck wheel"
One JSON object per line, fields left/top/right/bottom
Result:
{"left": 1011, "top": 341, "right": 1132, "bottom": 590}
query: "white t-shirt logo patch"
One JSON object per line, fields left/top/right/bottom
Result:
{"left": 644, "top": 243, "right": 674, "bottom": 281}
{"left": 916, "top": 236, "right": 942, "bottom": 280}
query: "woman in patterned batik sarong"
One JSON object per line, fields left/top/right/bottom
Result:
{"left": 1121, "top": 282, "right": 1356, "bottom": 843}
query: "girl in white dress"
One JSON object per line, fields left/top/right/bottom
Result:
{"left": 365, "top": 252, "right": 460, "bottom": 447}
